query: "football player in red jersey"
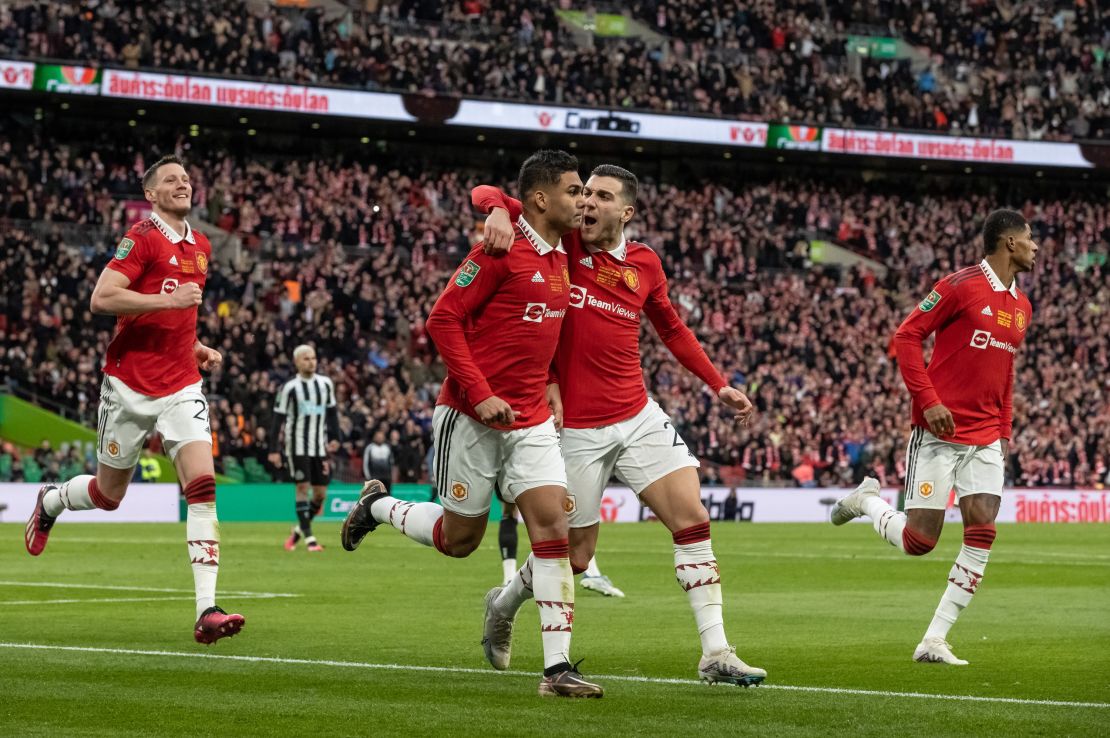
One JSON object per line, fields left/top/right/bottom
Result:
{"left": 831, "top": 209, "right": 1037, "bottom": 665}
{"left": 470, "top": 166, "right": 765, "bottom": 687}
{"left": 342, "top": 151, "right": 603, "bottom": 698}
{"left": 24, "top": 155, "right": 244, "bottom": 645}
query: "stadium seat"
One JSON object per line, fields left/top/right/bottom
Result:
{"left": 222, "top": 457, "right": 246, "bottom": 483}
{"left": 22, "top": 458, "right": 43, "bottom": 483}
{"left": 242, "top": 457, "right": 273, "bottom": 484}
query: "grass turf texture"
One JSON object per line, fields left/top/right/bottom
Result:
{"left": 2, "top": 521, "right": 1107, "bottom": 736}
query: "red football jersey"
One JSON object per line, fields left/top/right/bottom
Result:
{"left": 472, "top": 187, "right": 726, "bottom": 428}
{"left": 893, "top": 260, "right": 1033, "bottom": 445}
{"left": 426, "top": 215, "right": 569, "bottom": 430}
{"left": 103, "top": 214, "right": 210, "bottom": 397}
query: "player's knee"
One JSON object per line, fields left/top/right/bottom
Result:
{"left": 902, "top": 526, "right": 938, "bottom": 556}
{"left": 570, "top": 553, "right": 591, "bottom": 575}
{"left": 963, "top": 523, "right": 996, "bottom": 550}
{"left": 442, "top": 537, "right": 482, "bottom": 558}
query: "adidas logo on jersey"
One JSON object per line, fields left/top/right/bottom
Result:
{"left": 981, "top": 305, "right": 993, "bottom": 316}
{"left": 169, "top": 255, "right": 179, "bottom": 266}
{"left": 531, "top": 271, "right": 545, "bottom": 283}
{"left": 579, "top": 256, "right": 594, "bottom": 269}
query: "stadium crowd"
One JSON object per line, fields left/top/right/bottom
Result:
{"left": 2, "top": 128, "right": 1108, "bottom": 489}
{"left": 0, "top": 0, "right": 1107, "bottom": 140}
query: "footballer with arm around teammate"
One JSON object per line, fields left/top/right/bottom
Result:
{"left": 830, "top": 208, "right": 1037, "bottom": 665}
{"left": 340, "top": 150, "right": 603, "bottom": 698}
{"left": 471, "top": 167, "right": 765, "bottom": 687}
{"left": 24, "top": 154, "right": 244, "bottom": 644}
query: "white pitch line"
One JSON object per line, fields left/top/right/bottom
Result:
{"left": 0, "top": 581, "right": 298, "bottom": 598}
{"left": 1, "top": 594, "right": 294, "bottom": 606}
{"left": 0, "top": 642, "right": 1106, "bottom": 710}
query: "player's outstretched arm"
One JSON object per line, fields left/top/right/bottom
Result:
{"left": 893, "top": 281, "right": 962, "bottom": 437}
{"left": 471, "top": 185, "right": 523, "bottom": 255}
{"left": 426, "top": 250, "right": 516, "bottom": 427}
{"left": 642, "top": 261, "right": 729, "bottom": 392}
{"left": 90, "top": 268, "right": 200, "bottom": 315}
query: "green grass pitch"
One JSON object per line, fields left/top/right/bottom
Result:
{"left": 2, "top": 520, "right": 1108, "bottom": 736}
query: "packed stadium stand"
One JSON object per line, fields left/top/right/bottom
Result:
{"left": 1, "top": 113, "right": 1107, "bottom": 489}
{"left": 0, "top": 0, "right": 1107, "bottom": 140}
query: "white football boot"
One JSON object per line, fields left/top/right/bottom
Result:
{"left": 481, "top": 586, "right": 514, "bottom": 671}
{"left": 580, "top": 574, "right": 626, "bottom": 598}
{"left": 913, "top": 636, "right": 969, "bottom": 665}
{"left": 698, "top": 646, "right": 767, "bottom": 686}
{"left": 830, "top": 477, "right": 881, "bottom": 525}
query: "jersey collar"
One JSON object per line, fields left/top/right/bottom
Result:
{"left": 151, "top": 212, "right": 196, "bottom": 245}
{"left": 516, "top": 214, "right": 566, "bottom": 255}
{"left": 979, "top": 259, "right": 1019, "bottom": 298}
{"left": 585, "top": 234, "right": 628, "bottom": 261}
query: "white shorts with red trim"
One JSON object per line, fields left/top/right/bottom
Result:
{"left": 96, "top": 375, "right": 211, "bottom": 469}
{"left": 902, "top": 427, "right": 1004, "bottom": 510}
{"left": 431, "top": 405, "right": 566, "bottom": 518}
{"left": 561, "top": 399, "right": 699, "bottom": 527}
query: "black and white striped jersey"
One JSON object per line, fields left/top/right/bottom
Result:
{"left": 273, "top": 374, "right": 337, "bottom": 458}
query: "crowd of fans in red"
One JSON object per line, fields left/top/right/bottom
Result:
{"left": 1, "top": 0, "right": 1107, "bottom": 141}
{"left": 2, "top": 127, "right": 1107, "bottom": 489}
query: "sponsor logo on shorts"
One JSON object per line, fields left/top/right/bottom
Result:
{"left": 106, "top": 441, "right": 120, "bottom": 457}
{"left": 455, "top": 259, "right": 480, "bottom": 287}
{"left": 294, "top": 469, "right": 305, "bottom": 481}
{"left": 450, "top": 481, "right": 469, "bottom": 501}
{"left": 114, "top": 237, "right": 135, "bottom": 260}
{"left": 919, "top": 290, "right": 941, "bottom": 312}
{"left": 161, "top": 278, "right": 179, "bottom": 294}
{"left": 196, "top": 252, "right": 208, "bottom": 274}
{"left": 522, "top": 302, "right": 566, "bottom": 323}
{"left": 563, "top": 495, "right": 576, "bottom": 515}
{"left": 918, "top": 481, "right": 934, "bottom": 499}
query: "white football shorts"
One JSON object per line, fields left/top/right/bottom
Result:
{"left": 902, "top": 426, "right": 1005, "bottom": 510}
{"left": 431, "top": 405, "right": 567, "bottom": 517}
{"left": 560, "top": 398, "right": 699, "bottom": 527}
{"left": 96, "top": 375, "right": 212, "bottom": 469}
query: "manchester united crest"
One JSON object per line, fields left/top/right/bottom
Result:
{"left": 196, "top": 252, "right": 209, "bottom": 274}
{"left": 1015, "top": 309, "right": 1027, "bottom": 332}
{"left": 918, "top": 481, "right": 934, "bottom": 499}
{"left": 622, "top": 266, "right": 639, "bottom": 292}
{"left": 450, "top": 481, "right": 469, "bottom": 501}
{"left": 107, "top": 441, "right": 120, "bottom": 457}
{"left": 562, "top": 495, "right": 576, "bottom": 514}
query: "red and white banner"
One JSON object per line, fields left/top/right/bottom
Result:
{"left": 598, "top": 486, "right": 1110, "bottom": 524}
{"left": 822, "top": 128, "right": 1094, "bottom": 168}
{"left": 0, "top": 60, "right": 34, "bottom": 90}
{"left": 0, "top": 483, "right": 179, "bottom": 523}
{"left": 100, "top": 69, "right": 409, "bottom": 120}
{"left": 3, "top": 59, "right": 1097, "bottom": 169}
